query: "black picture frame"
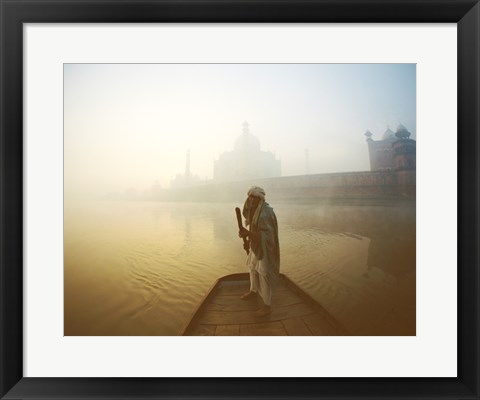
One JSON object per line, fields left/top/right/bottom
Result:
{"left": 1, "top": 0, "right": 479, "bottom": 399}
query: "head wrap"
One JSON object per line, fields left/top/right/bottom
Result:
{"left": 243, "top": 186, "right": 265, "bottom": 227}
{"left": 247, "top": 186, "right": 266, "bottom": 200}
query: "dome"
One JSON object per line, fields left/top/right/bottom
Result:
{"left": 382, "top": 126, "right": 395, "bottom": 140}
{"left": 233, "top": 122, "right": 261, "bottom": 152}
{"left": 395, "top": 123, "right": 411, "bottom": 139}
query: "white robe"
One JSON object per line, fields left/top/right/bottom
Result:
{"left": 246, "top": 249, "right": 272, "bottom": 306}
{"left": 243, "top": 200, "right": 280, "bottom": 307}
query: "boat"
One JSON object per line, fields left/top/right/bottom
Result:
{"left": 181, "top": 273, "right": 350, "bottom": 336}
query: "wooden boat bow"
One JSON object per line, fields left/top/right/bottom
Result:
{"left": 180, "top": 273, "right": 349, "bottom": 336}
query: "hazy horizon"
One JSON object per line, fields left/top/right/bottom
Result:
{"left": 64, "top": 63, "right": 416, "bottom": 199}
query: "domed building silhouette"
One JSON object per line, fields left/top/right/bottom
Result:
{"left": 213, "top": 122, "right": 281, "bottom": 182}
{"left": 365, "top": 124, "right": 416, "bottom": 172}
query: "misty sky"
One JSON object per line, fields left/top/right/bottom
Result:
{"left": 64, "top": 63, "right": 416, "bottom": 197}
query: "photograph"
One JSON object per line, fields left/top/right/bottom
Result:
{"left": 64, "top": 63, "right": 416, "bottom": 336}
{"left": 2, "top": 0, "right": 479, "bottom": 397}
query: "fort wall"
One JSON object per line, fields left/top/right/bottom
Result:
{"left": 155, "top": 170, "right": 415, "bottom": 203}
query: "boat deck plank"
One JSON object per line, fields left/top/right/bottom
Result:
{"left": 215, "top": 324, "right": 240, "bottom": 336}
{"left": 209, "top": 291, "right": 303, "bottom": 312}
{"left": 198, "top": 302, "right": 314, "bottom": 325}
{"left": 302, "top": 313, "right": 342, "bottom": 336}
{"left": 281, "top": 316, "right": 314, "bottom": 336}
{"left": 216, "top": 282, "right": 289, "bottom": 297}
{"left": 190, "top": 324, "right": 216, "bottom": 336}
{"left": 182, "top": 273, "right": 349, "bottom": 336}
{"left": 239, "top": 321, "right": 287, "bottom": 336}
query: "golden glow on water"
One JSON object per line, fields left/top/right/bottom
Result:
{"left": 64, "top": 201, "right": 415, "bottom": 335}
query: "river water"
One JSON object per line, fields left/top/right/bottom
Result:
{"left": 64, "top": 200, "right": 415, "bottom": 336}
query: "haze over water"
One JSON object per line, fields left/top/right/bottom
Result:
{"left": 64, "top": 63, "right": 416, "bottom": 198}
{"left": 64, "top": 63, "right": 416, "bottom": 336}
{"left": 64, "top": 200, "right": 415, "bottom": 336}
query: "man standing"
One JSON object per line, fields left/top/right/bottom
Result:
{"left": 238, "top": 186, "right": 280, "bottom": 317}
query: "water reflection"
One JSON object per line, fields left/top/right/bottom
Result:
{"left": 276, "top": 203, "right": 415, "bottom": 335}
{"left": 64, "top": 200, "right": 415, "bottom": 336}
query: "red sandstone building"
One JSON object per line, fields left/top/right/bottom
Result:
{"left": 365, "top": 124, "right": 416, "bottom": 172}
{"left": 365, "top": 124, "right": 416, "bottom": 196}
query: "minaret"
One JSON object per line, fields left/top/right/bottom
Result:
{"left": 305, "top": 148, "right": 310, "bottom": 175}
{"left": 392, "top": 124, "right": 416, "bottom": 196}
{"left": 393, "top": 124, "right": 415, "bottom": 170}
{"left": 185, "top": 149, "right": 191, "bottom": 180}
{"left": 364, "top": 129, "right": 373, "bottom": 142}
{"left": 395, "top": 123, "right": 411, "bottom": 140}
{"left": 364, "top": 129, "right": 375, "bottom": 171}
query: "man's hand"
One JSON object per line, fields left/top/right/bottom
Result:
{"left": 238, "top": 227, "right": 250, "bottom": 238}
